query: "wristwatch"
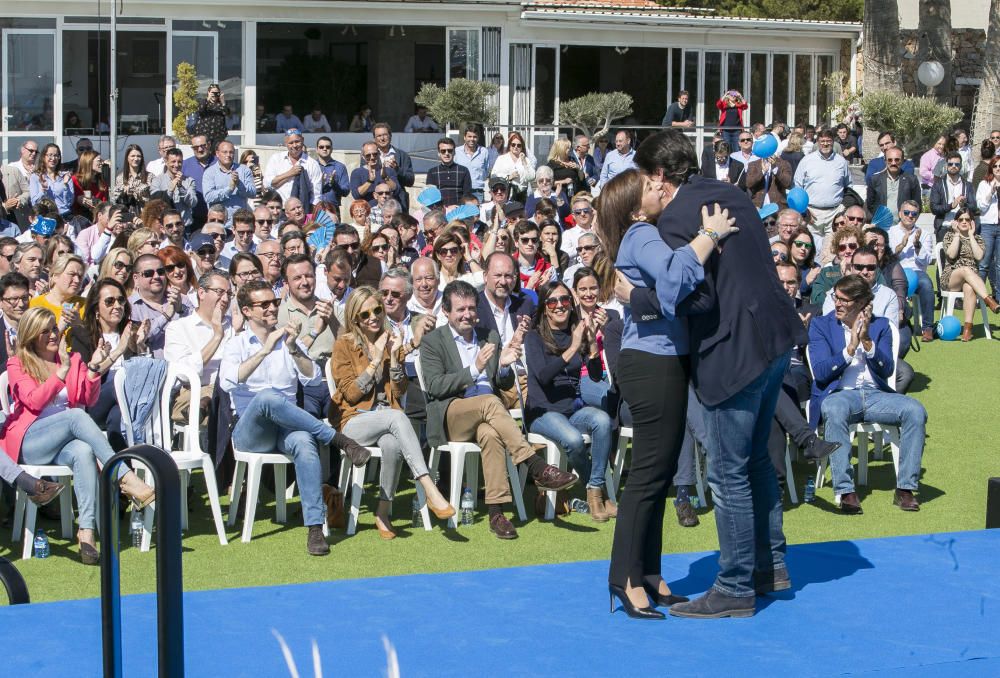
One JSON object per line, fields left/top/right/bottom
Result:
{"left": 698, "top": 228, "right": 721, "bottom": 244}
{"left": 308, "top": 328, "right": 321, "bottom": 339}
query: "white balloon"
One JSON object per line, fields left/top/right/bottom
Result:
{"left": 917, "top": 61, "right": 945, "bottom": 88}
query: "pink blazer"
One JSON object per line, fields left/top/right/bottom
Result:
{"left": 0, "top": 353, "right": 101, "bottom": 462}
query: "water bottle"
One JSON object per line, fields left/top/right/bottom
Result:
{"left": 804, "top": 477, "right": 816, "bottom": 503}
{"left": 411, "top": 496, "right": 424, "bottom": 528}
{"left": 460, "top": 486, "right": 474, "bottom": 526}
{"left": 570, "top": 498, "right": 589, "bottom": 514}
{"left": 33, "top": 529, "right": 50, "bottom": 559}
{"left": 690, "top": 495, "right": 701, "bottom": 510}
{"left": 130, "top": 509, "right": 144, "bottom": 547}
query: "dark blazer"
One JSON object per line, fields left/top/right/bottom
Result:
{"left": 865, "top": 171, "right": 922, "bottom": 216}
{"left": 569, "top": 151, "right": 598, "bottom": 188}
{"left": 702, "top": 159, "right": 743, "bottom": 188}
{"left": 746, "top": 158, "right": 793, "bottom": 209}
{"left": 930, "top": 175, "right": 977, "bottom": 236}
{"left": 389, "top": 147, "right": 414, "bottom": 211}
{"left": 807, "top": 313, "right": 894, "bottom": 426}
{"left": 352, "top": 253, "right": 383, "bottom": 289}
{"left": 419, "top": 324, "right": 513, "bottom": 449}
{"left": 476, "top": 291, "right": 536, "bottom": 339}
{"left": 0, "top": 315, "right": 10, "bottom": 376}
{"left": 657, "top": 175, "right": 805, "bottom": 406}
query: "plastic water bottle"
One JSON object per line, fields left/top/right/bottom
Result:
{"left": 411, "top": 497, "right": 424, "bottom": 528}
{"left": 570, "top": 498, "right": 589, "bottom": 514}
{"left": 460, "top": 487, "right": 474, "bottom": 525}
{"left": 33, "top": 529, "right": 50, "bottom": 559}
{"left": 804, "top": 477, "right": 816, "bottom": 503}
{"left": 130, "top": 509, "right": 144, "bottom": 547}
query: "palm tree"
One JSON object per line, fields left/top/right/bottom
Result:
{"left": 972, "top": 0, "right": 1000, "bottom": 158}
{"left": 862, "top": 0, "right": 903, "bottom": 159}
{"left": 917, "top": 0, "right": 953, "bottom": 102}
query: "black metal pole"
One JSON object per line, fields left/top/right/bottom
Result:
{"left": 100, "top": 445, "right": 184, "bottom": 678}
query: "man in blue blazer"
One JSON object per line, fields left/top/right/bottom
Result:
{"left": 476, "top": 252, "right": 536, "bottom": 343}
{"left": 808, "top": 275, "right": 926, "bottom": 514}
{"left": 637, "top": 129, "right": 811, "bottom": 619}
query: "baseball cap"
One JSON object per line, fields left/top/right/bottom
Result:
{"left": 189, "top": 232, "right": 216, "bottom": 251}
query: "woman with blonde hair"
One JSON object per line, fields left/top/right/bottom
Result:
{"left": 547, "top": 137, "right": 582, "bottom": 198}
{"left": 98, "top": 248, "right": 134, "bottom": 289}
{"left": 30, "top": 253, "right": 87, "bottom": 324}
{"left": 1, "top": 307, "right": 154, "bottom": 564}
{"left": 127, "top": 227, "right": 160, "bottom": 258}
{"left": 330, "top": 286, "right": 455, "bottom": 538}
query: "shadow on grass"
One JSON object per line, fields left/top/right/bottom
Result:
{"left": 907, "top": 372, "right": 932, "bottom": 393}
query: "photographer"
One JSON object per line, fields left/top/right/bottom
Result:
{"left": 194, "top": 84, "right": 229, "bottom": 153}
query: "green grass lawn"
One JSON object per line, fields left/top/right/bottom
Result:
{"left": 5, "top": 312, "right": 1000, "bottom": 604}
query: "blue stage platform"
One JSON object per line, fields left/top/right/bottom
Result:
{"left": 2, "top": 530, "right": 998, "bottom": 676}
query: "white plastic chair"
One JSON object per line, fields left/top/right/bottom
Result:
{"left": 325, "top": 358, "right": 430, "bottom": 535}
{"left": 935, "top": 241, "right": 992, "bottom": 340}
{"left": 415, "top": 355, "right": 526, "bottom": 528}
{"left": 0, "top": 373, "right": 75, "bottom": 559}
{"left": 810, "top": 322, "right": 901, "bottom": 494}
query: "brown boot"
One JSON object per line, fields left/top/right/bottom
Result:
{"left": 961, "top": 322, "right": 974, "bottom": 342}
{"left": 986, "top": 296, "right": 1000, "bottom": 313}
{"left": 601, "top": 486, "right": 618, "bottom": 518}
{"left": 586, "top": 487, "right": 609, "bottom": 522}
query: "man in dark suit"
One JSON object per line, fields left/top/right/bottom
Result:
{"left": 476, "top": 252, "right": 536, "bottom": 343}
{"left": 808, "top": 275, "right": 926, "bottom": 514}
{"left": 701, "top": 141, "right": 743, "bottom": 187}
{"left": 570, "top": 135, "right": 599, "bottom": 190}
{"left": 865, "top": 146, "right": 921, "bottom": 218}
{"left": 930, "top": 151, "right": 977, "bottom": 241}
{"left": 634, "top": 129, "right": 815, "bottom": 619}
{"left": 0, "top": 271, "right": 30, "bottom": 375}
{"left": 419, "top": 281, "right": 577, "bottom": 540}
{"left": 373, "top": 123, "right": 414, "bottom": 211}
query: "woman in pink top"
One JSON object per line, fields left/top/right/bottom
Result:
{"left": 1, "top": 307, "right": 154, "bottom": 564}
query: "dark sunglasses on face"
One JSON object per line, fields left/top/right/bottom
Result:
{"left": 358, "top": 305, "right": 384, "bottom": 321}
{"left": 902, "top": 210, "right": 919, "bottom": 217}
{"left": 573, "top": 208, "right": 593, "bottom": 215}
{"left": 363, "top": 153, "right": 379, "bottom": 159}
{"left": 437, "top": 246, "right": 461, "bottom": 256}
{"left": 317, "top": 145, "right": 332, "bottom": 150}
{"left": 164, "top": 221, "right": 183, "bottom": 230}
{"left": 102, "top": 295, "right": 126, "bottom": 308}
{"left": 255, "top": 218, "right": 274, "bottom": 225}
{"left": 374, "top": 191, "right": 392, "bottom": 196}
{"left": 852, "top": 263, "right": 877, "bottom": 273}
{"left": 577, "top": 245, "right": 597, "bottom": 254}
{"left": 509, "top": 143, "right": 523, "bottom": 148}
{"left": 772, "top": 251, "right": 788, "bottom": 262}
{"left": 140, "top": 267, "right": 166, "bottom": 278}
{"left": 845, "top": 215, "right": 865, "bottom": 223}
{"left": 438, "top": 148, "right": 455, "bottom": 155}
{"left": 838, "top": 242, "right": 858, "bottom": 252}
{"left": 519, "top": 237, "right": 538, "bottom": 244}
{"left": 763, "top": 218, "right": 777, "bottom": 227}
{"left": 250, "top": 299, "right": 280, "bottom": 310}
{"left": 380, "top": 289, "right": 403, "bottom": 299}
{"left": 544, "top": 295, "right": 573, "bottom": 310}
{"left": 792, "top": 240, "right": 814, "bottom": 249}
{"left": 164, "top": 263, "right": 186, "bottom": 274}
{"left": 946, "top": 162, "right": 962, "bottom": 167}
{"left": 371, "top": 243, "right": 389, "bottom": 252}
{"left": 112, "top": 261, "right": 132, "bottom": 272}
{"left": 197, "top": 246, "right": 216, "bottom": 257}
{"left": 739, "top": 138, "right": 752, "bottom": 143}
{"left": 342, "top": 242, "right": 360, "bottom": 251}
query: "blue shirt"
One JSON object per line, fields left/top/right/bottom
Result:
{"left": 202, "top": 163, "right": 257, "bottom": 225}
{"left": 598, "top": 149, "right": 637, "bottom": 188}
{"left": 29, "top": 173, "right": 75, "bottom": 215}
{"left": 615, "top": 222, "right": 704, "bottom": 356}
{"left": 181, "top": 156, "right": 216, "bottom": 193}
{"left": 793, "top": 151, "right": 851, "bottom": 209}
{"left": 453, "top": 145, "right": 490, "bottom": 193}
{"left": 317, "top": 158, "right": 350, "bottom": 207}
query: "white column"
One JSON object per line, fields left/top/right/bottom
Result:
{"left": 244, "top": 20, "right": 257, "bottom": 147}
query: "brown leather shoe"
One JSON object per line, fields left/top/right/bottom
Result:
{"left": 893, "top": 488, "right": 920, "bottom": 511}
{"left": 586, "top": 487, "right": 609, "bottom": 522}
{"left": 28, "top": 479, "right": 65, "bottom": 507}
{"left": 839, "top": 492, "right": 863, "bottom": 514}
{"left": 961, "top": 322, "right": 974, "bottom": 342}
{"left": 921, "top": 328, "right": 935, "bottom": 342}
{"left": 986, "top": 296, "right": 1000, "bottom": 313}
{"left": 533, "top": 465, "right": 578, "bottom": 492}
{"left": 489, "top": 512, "right": 518, "bottom": 539}
{"left": 675, "top": 500, "right": 700, "bottom": 527}
{"left": 601, "top": 486, "right": 618, "bottom": 518}
{"left": 321, "top": 484, "right": 346, "bottom": 529}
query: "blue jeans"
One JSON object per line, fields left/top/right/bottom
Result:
{"left": 701, "top": 352, "right": 790, "bottom": 598}
{"left": 721, "top": 129, "right": 741, "bottom": 151}
{"left": 911, "top": 269, "right": 935, "bottom": 331}
{"left": 979, "top": 223, "right": 1000, "bottom": 295}
{"left": 819, "top": 386, "right": 926, "bottom": 495}
{"left": 579, "top": 374, "right": 611, "bottom": 411}
{"left": 675, "top": 384, "right": 707, "bottom": 487}
{"left": 529, "top": 407, "right": 612, "bottom": 488}
{"left": 20, "top": 408, "right": 121, "bottom": 530}
{"left": 231, "top": 388, "right": 337, "bottom": 527}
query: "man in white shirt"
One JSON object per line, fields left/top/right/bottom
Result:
{"left": 562, "top": 232, "right": 600, "bottom": 287}
{"left": 406, "top": 257, "right": 446, "bottom": 326}
{"left": 220, "top": 279, "right": 370, "bottom": 555}
{"left": 314, "top": 248, "right": 353, "bottom": 327}
{"left": 888, "top": 200, "right": 936, "bottom": 341}
{"left": 146, "top": 136, "right": 176, "bottom": 177}
{"left": 302, "top": 107, "right": 331, "bottom": 133}
{"left": 560, "top": 194, "right": 596, "bottom": 265}
{"left": 264, "top": 130, "right": 322, "bottom": 206}
{"left": 164, "top": 270, "right": 233, "bottom": 423}
{"left": 403, "top": 106, "right": 440, "bottom": 133}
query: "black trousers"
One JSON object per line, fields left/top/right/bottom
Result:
{"left": 609, "top": 350, "right": 690, "bottom": 588}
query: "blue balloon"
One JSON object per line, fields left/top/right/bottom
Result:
{"left": 904, "top": 269, "right": 918, "bottom": 297}
{"left": 787, "top": 187, "right": 810, "bottom": 214}
{"left": 936, "top": 315, "right": 961, "bottom": 341}
{"left": 752, "top": 134, "right": 778, "bottom": 159}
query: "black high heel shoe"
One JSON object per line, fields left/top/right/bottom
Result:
{"left": 609, "top": 584, "right": 665, "bottom": 620}
{"left": 642, "top": 579, "right": 689, "bottom": 607}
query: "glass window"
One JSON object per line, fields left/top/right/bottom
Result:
{"left": 705, "top": 52, "right": 722, "bottom": 118}
{"left": 683, "top": 50, "right": 699, "bottom": 96}
{"left": 773, "top": 54, "right": 790, "bottom": 126}
{"left": 534, "top": 47, "right": 557, "bottom": 126}
{"left": 448, "top": 29, "right": 479, "bottom": 82}
{"left": 749, "top": 53, "right": 768, "bottom": 125}
{"left": 816, "top": 54, "right": 834, "bottom": 126}
{"left": 794, "top": 54, "right": 813, "bottom": 125}
{"left": 5, "top": 33, "right": 55, "bottom": 131}
{"left": 174, "top": 20, "right": 242, "bottom": 131}
{"left": 727, "top": 52, "right": 745, "bottom": 96}
{"left": 671, "top": 48, "right": 682, "bottom": 101}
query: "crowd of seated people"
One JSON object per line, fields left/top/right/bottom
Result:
{"left": 0, "top": 119, "right": 984, "bottom": 565}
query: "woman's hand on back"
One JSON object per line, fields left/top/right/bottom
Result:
{"left": 701, "top": 203, "right": 738, "bottom": 240}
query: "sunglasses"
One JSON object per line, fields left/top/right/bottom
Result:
{"left": 112, "top": 261, "right": 132, "bottom": 272}
{"left": 371, "top": 243, "right": 389, "bottom": 252}
{"left": 380, "top": 289, "right": 403, "bottom": 299}
{"left": 838, "top": 243, "right": 858, "bottom": 252}
{"left": 833, "top": 219, "right": 847, "bottom": 227}
{"left": 102, "top": 295, "right": 126, "bottom": 308}
{"left": 771, "top": 251, "right": 788, "bottom": 262}
{"left": 438, "top": 148, "right": 455, "bottom": 155}
{"left": 491, "top": 186, "right": 507, "bottom": 193}
{"left": 572, "top": 208, "right": 593, "bottom": 215}
{"left": 139, "top": 267, "right": 166, "bottom": 278}
{"left": 739, "top": 138, "right": 752, "bottom": 143}
{"left": 164, "top": 221, "right": 183, "bottom": 230}
{"left": 544, "top": 295, "right": 573, "bottom": 310}
{"left": 341, "top": 242, "right": 360, "bottom": 251}
{"left": 249, "top": 299, "right": 280, "bottom": 310}
{"left": 255, "top": 218, "right": 274, "bottom": 225}
{"left": 374, "top": 191, "right": 392, "bottom": 196}
{"left": 197, "top": 246, "right": 216, "bottom": 257}
{"left": 192, "top": 144, "right": 208, "bottom": 151}
{"left": 363, "top": 153, "right": 379, "bottom": 159}
{"left": 317, "top": 145, "right": 332, "bottom": 150}
{"left": 886, "top": 158, "right": 902, "bottom": 164}
{"left": 519, "top": 237, "right": 538, "bottom": 244}
{"left": 792, "top": 240, "right": 813, "bottom": 249}
{"left": 852, "top": 263, "right": 877, "bottom": 273}
{"left": 164, "top": 263, "right": 186, "bottom": 274}
{"left": 763, "top": 218, "right": 777, "bottom": 227}
{"left": 509, "top": 143, "right": 523, "bottom": 148}
{"left": 577, "top": 245, "right": 597, "bottom": 254}
{"left": 946, "top": 162, "right": 962, "bottom": 167}
{"left": 902, "top": 210, "right": 919, "bottom": 217}
{"left": 437, "top": 246, "right": 461, "bottom": 256}
{"left": 358, "top": 305, "right": 384, "bottom": 321}
{"left": 845, "top": 216, "right": 865, "bottom": 223}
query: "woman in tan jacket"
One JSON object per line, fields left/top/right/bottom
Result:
{"left": 330, "top": 286, "right": 455, "bottom": 539}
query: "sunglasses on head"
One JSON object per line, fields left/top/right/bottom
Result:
{"left": 140, "top": 267, "right": 166, "bottom": 278}
{"left": 852, "top": 263, "right": 877, "bottom": 273}
{"left": 102, "top": 295, "right": 126, "bottom": 308}
{"left": 359, "top": 305, "right": 384, "bottom": 321}
{"left": 545, "top": 294, "right": 573, "bottom": 310}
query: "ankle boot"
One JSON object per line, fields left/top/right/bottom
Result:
{"left": 986, "top": 296, "right": 1000, "bottom": 313}
{"left": 961, "top": 322, "right": 974, "bottom": 342}
{"left": 586, "top": 487, "right": 609, "bottom": 522}
{"left": 119, "top": 472, "right": 155, "bottom": 509}
{"left": 601, "top": 485, "right": 618, "bottom": 518}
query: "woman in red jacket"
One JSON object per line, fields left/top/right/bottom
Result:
{"left": 1, "top": 308, "right": 154, "bottom": 564}
{"left": 716, "top": 90, "right": 748, "bottom": 157}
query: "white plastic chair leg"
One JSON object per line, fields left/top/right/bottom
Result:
{"left": 12, "top": 492, "right": 25, "bottom": 540}
{"left": 20, "top": 501, "right": 38, "bottom": 559}
{"left": 414, "top": 482, "right": 432, "bottom": 531}
{"left": 140, "top": 504, "right": 154, "bottom": 552}
{"left": 980, "top": 298, "right": 993, "bottom": 340}
{"left": 346, "top": 463, "right": 366, "bottom": 536}
{"left": 506, "top": 455, "right": 527, "bottom": 522}
{"left": 274, "top": 464, "right": 287, "bottom": 524}
{"left": 227, "top": 460, "right": 247, "bottom": 528}
{"left": 465, "top": 454, "right": 480, "bottom": 510}
{"left": 179, "top": 470, "right": 190, "bottom": 531}
{"left": 200, "top": 458, "right": 228, "bottom": 545}
{"left": 448, "top": 450, "right": 466, "bottom": 529}
{"left": 612, "top": 434, "right": 629, "bottom": 496}
{"left": 241, "top": 459, "right": 263, "bottom": 543}
{"left": 59, "top": 485, "right": 73, "bottom": 539}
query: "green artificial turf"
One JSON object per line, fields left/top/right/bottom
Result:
{"left": 5, "top": 311, "right": 1000, "bottom": 604}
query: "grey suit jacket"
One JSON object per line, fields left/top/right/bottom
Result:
{"left": 1, "top": 164, "right": 31, "bottom": 228}
{"left": 419, "top": 324, "right": 513, "bottom": 449}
